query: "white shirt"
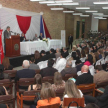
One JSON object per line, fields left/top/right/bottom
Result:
{"left": 54, "top": 58, "right": 66, "bottom": 72}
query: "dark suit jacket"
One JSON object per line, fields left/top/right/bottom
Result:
{"left": 68, "top": 36, "right": 73, "bottom": 43}
{"left": 20, "top": 36, "right": 25, "bottom": 42}
{"left": 48, "top": 53, "right": 55, "bottom": 59}
{"left": 4, "top": 30, "right": 11, "bottom": 44}
{"left": 76, "top": 73, "right": 93, "bottom": 85}
{"left": 39, "top": 36, "right": 43, "bottom": 40}
{"left": 40, "top": 67, "right": 57, "bottom": 77}
{"left": 39, "top": 55, "right": 49, "bottom": 62}
{"left": 61, "top": 67, "right": 77, "bottom": 77}
{"left": 63, "top": 51, "right": 69, "bottom": 58}
{"left": 76, "top": 63, "right": 84, "bottom": 72}
{"left": 15, "top": 69, "right": 35, "bottom": 89}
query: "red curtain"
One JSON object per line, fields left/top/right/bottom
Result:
{"left": 16, "top": 15, "right": 31, "bottom": 37}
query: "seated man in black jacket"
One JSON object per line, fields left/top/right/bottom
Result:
{"left": 48, "top": 48, "right": 55, "bottom": 59}
{"left": 62, "top": 47, "right": 69, "bottom": 58}
{"left": 15, "top": 60, "right": 35, "bottom": 90}
{"left": 39, "top": 50, "right": 48, "bottom": 61}
{"left": 76, "top": 65, "right": 93, "bottom": 85}
{"left": 40, "top": 58, "right": 57, "bottom": 77}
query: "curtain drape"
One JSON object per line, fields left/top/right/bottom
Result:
{"left": 16, "top": 15, "right": 31, "bottom": 37}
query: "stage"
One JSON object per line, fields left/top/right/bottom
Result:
{"left": 9, "top": 54, "right": 34, "bottom": 68}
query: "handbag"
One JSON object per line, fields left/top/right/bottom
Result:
{"left": 68, "top": 101, "right": 83, "bottom": 108}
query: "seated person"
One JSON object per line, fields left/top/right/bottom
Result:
{"left": 49, "top": 48, "right": 55, "bottom": 59}
{"left": 33, "top": 34, "right": 38, "bottom": 41}
{"left": 61, "top": 59, "right": 77, "bottom": 77}
{"left": 39, "top": 33, "right": 43, "bottom": 40}
{"left": 55, "top": 48, "right": 61, "bottom": 62}
{"left": 62, "top": 47, "right": 69, "bottom": 58}
{"left": 39, "top": 50, "right": 48, "bottom": 61}
{"left": 40, "top": 59, "right": 57, "bottom": 77}
{"left": 37, "top": 82, "right": 60, "bottom": 108}
{"left": 20, "top": 33, "right": 25, "bottom": 42}
{"left": 29, "top": 57, "right": 40, "bottom": 70}
{"left": 15, "top": 60, "right": 35, "bottom": 89}
{"left": 34, "top": 50, "right": 41, "bottom": 64}
{"left": 76, "top": 65, "right": 93, "bottom": 85}
{"left": 28, "top": 74, "right": 42, "bottom": 91}
{"left": 52, "top": 72, "right": 65, "bottom": 91}
{"left": 94, "top": 65, "right": 108, "bottom": 85}
{"left": 2, "top": 57, "right": 13, "bottom": 70}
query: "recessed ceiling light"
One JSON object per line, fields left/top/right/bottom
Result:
{"left": 73, "top": 13, "right": 82, "bottom": 15}
{"left": 63, "top": 2, "right": 79, "bottom": 5}
{"left": 93, "top": 13, "right": 103, "bottom": 15}
{"left": 30, "top": 0, "right": 44, "bottom": 1}
{"left": 63, "top": 11, "right": 74, "bottom": 13}
{"left": 47, "top": 3, "right": 62, "bottom": 6}
{"left": 93, "top": 1, "right": 108, "bottom": 4}
{"left": 80, "top": 15, "right": 89, "bottom": 17}
{"left": 85, "top": 10, "right": 98, "bottom": 13}
{"left": 51, "top": 8, "right": 64, "bottom": 10}
{"left": 94, "top": 17, "right": 103, "bottom": 18}
{"left": 99, "top": 15, "right": 108, "bottom": 17}
{"left": 55, "top": 0, "right": 73, "bottom": 3}
{"left": 76, "top": 7, "right": 90, "bottom": 9}
{"left": 39, "top": 1, "right": 55, "bottom": 4}
{"left": 99, "top": 18, "right": 107, "bottom": 19}
{"left": 102, "top": 7, "right": 108, "bottom": 9}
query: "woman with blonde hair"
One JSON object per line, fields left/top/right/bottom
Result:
{"left": 28, "top": 74, "right": 42, "bottom": 91}
{"left": 37, "top": 82, "right": 60, "bottom": 108}
{"left": 52, "top": 72, "right": 65, "bottom": 91}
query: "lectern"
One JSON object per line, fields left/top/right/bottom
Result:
{"left": 5, "top": 35, "right": 20, "bottom": 57}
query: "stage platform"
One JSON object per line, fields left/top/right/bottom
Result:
{"left": 9, "top": 55, "right": 34, "bottom": 68}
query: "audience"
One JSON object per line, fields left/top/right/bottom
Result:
{"left": 39, "top": 50, "right": 48, "bottom": 61}
{"left": 40, "top": 59, "right": 57, "bottom": 77}
{"left": 29, "top": 57, "right": 40, "bottom": 70}
{"left": 49, "top": 48, "right": 55, "bottom": 58}
{"left": 76, "top": 65, "right": 93, "bottom": 85}
{"left": 28, "top": 74, "right": 42, "bottom": 91}
{"left": 94, "top": 65, "right": 108, "bottom": 85}
{"left": 55, "top": 48, "right": 61, "bottom": 61}
{"left": 2, "top": 57, "right": 13, "bottom": 70}
{"left": 62, "top": 47, "right": 69, "bottom": 58}
{"left": 37, "top": 82, "right": 61, "bottom": 108}
{"left": 61, "top": 59, "right": 77, "bottom": 77}
{"left": 34, "top": 50, "right": 41, "bottom": 64}
{"left": 52, "top": 72, "right": 65, "bottom": 91}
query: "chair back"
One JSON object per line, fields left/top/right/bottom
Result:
{"left": 0, "top": 95, "right": 15, "bottom": 108}
{"left": 0, "top": 79, "right": 13, "bottom": 94}
{"left": 63, "top": 73, "right": 77, "bottom": 81}
{"left": 35, "top": 69, "right": 40, "bottom": 74}
{"left": 39, "top": 103, "right": 60, "bottom": 108}
{"left": 42, "top": 76, "right": 54, "bottom": 84}
{"left": 3, "top": 70, "right": 17, "bottom": 78}
{"left": 23, "top": 90, "right": 40, "bottom": 96}
{"left": 63, "top": 97, "right": 84, "bottom": 107}
{"left": 77, "top": 83, "right": 95, "bottom": 97}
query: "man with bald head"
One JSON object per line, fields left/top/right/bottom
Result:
{"left": 15, "top": 60, "right": 35, "bottom": 89}
{"left": 76, "top": 65, "right": 93, "bottom": 85}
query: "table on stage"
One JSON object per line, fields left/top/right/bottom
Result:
{"left": 20, "top": 39, "right": 62, "bottom": 55}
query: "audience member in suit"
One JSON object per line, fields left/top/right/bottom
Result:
{"left": 20, "top": 33, "right": 25, "bottom": 42}
{"left": 49, "top": 48, "right": 55, "bottom": 59}
{"left": 76, "top": 65, "right": 93, "bottom": 85}
{"left": 34, "top": 50, "right": 41, "bottom": 64}
{"left": 71, "top": 52, "right": 80, "bottom": 61}
{"left": 61, "top": 59, "right": 77, "bottom": 77}
{"left": 76, "top": 60, "right": 84, "bottom": 72}
{"left": 15, "top": 60, "right": 35, "bottom": 89}
{"left": 68, "top": 34, "right": 73, "bottom": 49}
{"left": 39, "top": 33, "right": 43, "bottom": 40}
{"left": 29, "top": 57, "right": 40, "bottom": 70}
{"left": 2, "top": 57, "right": 13, "bottom": 70}
{"left": 40, "top": 59, "right": 57, "bottom": 77}
{"left": 39, "top": 50, "right": 48, "bottom": 61}
{"left": 94, "top": 65, "right": 108, "bottom": 85}
{"left": 54, "top": 53, "right": 66, "bottom": 72}
{"left": 63, "top": 47, "right": 69, "bottom": 58}
{"left": 55, "top": 48, "right": 61, "bottom": 62}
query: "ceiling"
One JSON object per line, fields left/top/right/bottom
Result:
{"left": 34, "top": 0, "right": 108, "bottom": 15}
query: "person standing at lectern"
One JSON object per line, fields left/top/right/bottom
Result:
{"left": 39, "top": 33, "right": 43, "bottom": 40}
{"left": 68, "top": 34, "right": 73, "bottom": 49}
{"left": 4, "top": 26, "right": 11, "bottom": 53}
{"left": 20, "top": 33, "right": 25, "bottom": 42}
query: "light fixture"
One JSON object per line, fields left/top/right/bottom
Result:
{"left": 93, "top": 1, "right": 108, "bottom": 4}
{"left": 39, "top": 1, "right": 55, "bottom": 4}
{"left": 73, "top": 13, "right": 82, "bottom": 15}
{"left": 30, "top": 0, "right": 44, "bottom": 1}
{"left": 93, "top": 13, "right": 103, "bottom": 15}
{"left": 85, "top": 10, "right": 98, "bottom": 13}
{"left": 63, "top": 11, "right": 74, "bottom": 13}
{"left": 99, "top": 18, "right": 107, "bottom": 19}
{"left": 76, "top": 7, "right": 90, "bottom": 9}
{"left": 102, "top": 7, "right": 108, "bottom": 9}
{"left": 47, "top": 3, "right": 62, "bottom": 6}
{"left": 99, "top": 15, "right": 108, "bottom": 17}
{"left": 80, "top": 15, "right": 89, "bottom": 17}
{"left": 0, "top": 4, "right": 2, "bottom": 8}
{"left": 55, "top": 0, "right": 73, "bottom": 3}
{"left": 51, "top": 8, "right": 64, "bottom": 10}
{"left": 63, "top": 2, "right": 79, "bottom": 5}
{"left": 94, "top": 17, "right": 103, "bottom": 19}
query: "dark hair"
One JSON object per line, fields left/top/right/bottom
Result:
{"left": 34, "top": 50, "right": 40, "bottom": 59}
{"left": 0, "top": 87, "right": 6, "bottom": 95}
{"left": 2, "top": 57, "right": 10, "bottom": 70}
{"left": 85, "top": 103, "right": 99, "bottom": 108}
{"left": 76, "top": 50, "right": 81, "bottom": 58}
{"left": 48, "top": 59, "right": 54, "bottom": 67}
{"left": 71, "top": 52, "right": 77, "bottom": 60}
{"left": 31, "top": 57, "right": 35, "bottom": 62}
{"left": 61, "top": 53, "right": 65, "bottom": 58}
{"left": 0, "top": 65, "right": 4, "bottom": 80}
{"left": 87, "top": 54, "right": 93, "bottom": 64}
{"left": 81, "top": 50, "right": 86, "bottom": 58}
{"left": 50, "top": 48, "right": 55, "bottom": 53}
{"left": 75, "top": 59, "right": 82, "bottom": 65}
{"left": 40, "top": 50, "right": 46, "bottom": 54}
{"left": 95, "top": 65, "right": 103, "bottom": 71}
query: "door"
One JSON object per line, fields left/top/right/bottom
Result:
{"left": 82, "top": 22, "right": 85, "bottom": 38}
{"left": 76, "top": 21, "right": 80, "bottom": 39}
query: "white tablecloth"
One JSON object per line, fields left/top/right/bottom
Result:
{"left": 20, "top": 39, "right": 62, "bottom": 55}
{"left": 20, "top": 41, "right": 48, "bottom": 55}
